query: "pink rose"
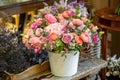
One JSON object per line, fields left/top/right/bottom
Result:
{"left": 45, "top": 23, "right": 64, "bottom": 35}
{"left": 45, "top": 14, "right": 57, "bottom": 23}
{"left": 89, "top": 23, "right": 94, "bottom": 28}
{"left": 62, "top": 33, "right": 73, "bottom": 44}
{"left": 72, "top": 19, "right": 83, "bottom": 26}
{"left": 60, "top": 20, "right": 68, "bottom": 27}
{"left": 62, "top": 27, "right": 68, "bottom": 33}
{"left": 62, "top": 10, "right": 72, "bottom": 18}
{"left": 80, "top": 32, "right": 90, "bottom": 43}
{"left": 93, "top": 34, "right": 99, "bottom": 44}
{"left": 23, "top": 40, "right": 31, "bottom": 49}
{"left": 68, "top": 22, "right": 76, "bottom": 29}
{"left": 78, "top": 25, "right": 85, "bottom": 30}
{"left": 29, "top": 37, "right": 41, "bottom": 45}
{"left": 27, "top": 29, "right": 34, "bottom": 37}
{"left": 31, "top": 18, "right": 42, "bottom": 29}
{"left": 34, "top": 46, "right": 41, "bottom": 53}
{"left": 35, "top": 28, "right": 43, "bottom": 36}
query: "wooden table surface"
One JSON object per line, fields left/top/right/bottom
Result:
{"left": 26, "top": 58, "right": 107, "bottom": 80}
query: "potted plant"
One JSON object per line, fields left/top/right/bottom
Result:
{"left": 115, "top": 4, "right": 120, "bottom": 16}
{"left": 106, "top": 55, "right": 120, "bottom": 80}
{"left": 22, "top": 0, "right": 103, "bottom": 77}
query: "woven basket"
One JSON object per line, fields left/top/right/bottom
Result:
{"left": 87, "top": 40, "right": 101, "bottom": 58}
{"left": 3, "top": 61, "right": 50, "bottom": 80}
{"left": 80, "top": 40, "right": 101, "bottom": 62}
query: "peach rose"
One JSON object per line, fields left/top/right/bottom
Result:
{"left": 81, "top": 17, "right": 88, "bottom": 22}
{"left": 75, "top": 35, "right": 83, "bottom": 45}
{"left": 62, "top": 10, "right": 72, "bottom": 18}
{"left": 72, "top": 19, "right": 83, "bottom": 26}
{"left": 80, "top": 32, "right": 90, "bottom": 43}
{"left": 58, "top": 14, "right": 64, "bottom": 21}
{"left": 49, "top": 32, "right": 59, "bottom": 41}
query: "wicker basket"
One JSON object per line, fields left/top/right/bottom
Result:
{"left": 80, "top": 40, "right": 101, "bottom": 62}
{"left": 3, "top": 61, "right": 50, "bottom": 80}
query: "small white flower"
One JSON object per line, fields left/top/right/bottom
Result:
{"left": 106, "top": 72, "right": 111, "bottom": 77}
{"left": 111, "top": 55, "right": 117, "bottom": 61}
{"left": 113, "top": 71, "right": 119, "bottom": 76}
{"left": 92, "top": 26, "right": 98, "bottom": 32}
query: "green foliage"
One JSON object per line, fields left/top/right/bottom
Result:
{"left": 55, "top": 39, "right": 65, "bottom": 52}
{"left": 115, "top": 5, "right": 120, "bottom": 16}
{"left": 75, "top": 44, "right": 83, "bottom": 51}
{"left": 75, "top": 6, "right": 81, "bottom": 18}
{"left": 69, "top": 42, "right": 83, "bottom": 51}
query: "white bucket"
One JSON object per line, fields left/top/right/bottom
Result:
{"left": 48, "top": 51, "right": 80, "bottom": 76}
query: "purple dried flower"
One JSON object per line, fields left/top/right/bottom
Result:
{"left": 51, "top": 6, "right": 58, "bottom": 12}
{"left": 78, "top": 1, "right": 87, "bottom": 7}
{"left": 68, "top": 0, "right": 77, "bottom": 8}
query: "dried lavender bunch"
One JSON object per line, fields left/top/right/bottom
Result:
{"left": 0, "top": 25, "right": 30, "bottom": 74}
{"left": 0, "top": 25, "right": 48, "bottom": 74}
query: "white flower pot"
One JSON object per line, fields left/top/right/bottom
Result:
{"left": 48, "top": 51, "right": 80, "bottom": 76}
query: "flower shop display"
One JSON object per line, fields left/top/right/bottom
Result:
{"left": 22, "top": 0, "right": 103, "bottom": 76}
{"left": 106, "top": 55, "right": 120, "bottom": 79}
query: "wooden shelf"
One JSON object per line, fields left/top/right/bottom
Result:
{"left": 94, "top": 21, "right": 120, "bottom": 31}
{"left": 95, "top": 7, "right": 120, "bottom": 31}
{"left": 96, "top": 7, "right": 120, "bottom": 22}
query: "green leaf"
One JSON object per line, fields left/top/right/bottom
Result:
{"left": 55, "top": 39, "right": 65, "bottom": 47}
{"left": 75, "top": 44, "right": 83, "bottom": 51}
{"left": 61, "top": 53, "right": 67, "bottom": 61}
{"left": 84, "top": 21, "right": 90, "bottom": 27}
{"left": 20, "top": 33, "right": 25, "bottom": 37}
{"left": 68, "top": 42, "right": 76, "bottom": 50}
{"left": 42, "top": 31, "right": 48, "bottom": 37}
{"left": 74, "top": 51, "right": 78, "bottom": 55}
{"left": 55, "top": 39, "right": 65, "bottom": 52}
{"left": 76, "top": 7, "right": 81, "bottom": 18}
{"left": 115, "top": 5, "right": 120, "bottom": 15}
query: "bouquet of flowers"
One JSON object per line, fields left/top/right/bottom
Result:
{"left": 22, "top": 0, "right": 103, "bottom": 55}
